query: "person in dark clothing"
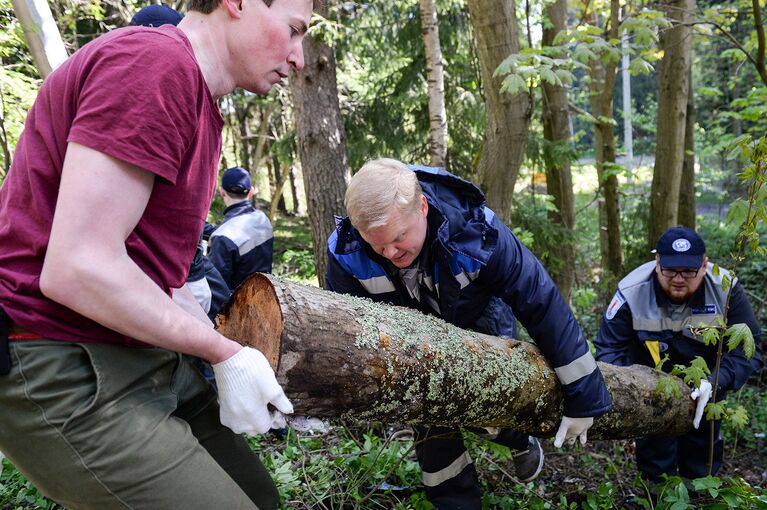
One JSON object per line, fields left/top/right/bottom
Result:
{"left": 208, "top": 166, "right": 274, "bottom": 291}
{"left": 595, "top": 226, "right": 763, "bottom": 481}
{"left": 326, "top": 158, "right": 613, "bottom": 509}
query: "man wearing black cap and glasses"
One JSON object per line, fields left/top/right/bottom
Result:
{"left": 208, "top": 166, "right": 274, "bottom": 291}
{"left": 595, "top": 226, "right": 763, "bottom": 481}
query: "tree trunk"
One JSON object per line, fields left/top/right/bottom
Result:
{"left": 217, "top": 274, "right": 697, "bottom": 440}
{"left": 621, "top": 32, "right": 633, "bottom": 174}
{"left": 648, "top": 0, "right": 694, "bottom": 250}
{"left": 541, "top": 0, "right": 576, "bottom": 301}
{"left": 289, "top": 166, "right": 301, "bottom": 215}
{"left": 678, "top": 69, "right": 696, "bottom": 229}
{"left": 588, "top": 1, "right": 623, "bottom": 277}
{"left": 11, "top": 0, "right": 67, "bottom": 79}
{"left": 419, "top": 0, "right": 448, "bottom": 168}
{"left": 466, "top": 0, "right": 531, "bottom": 223}
{"left": 290, "top": 13, "right": 350, "bottom": 288}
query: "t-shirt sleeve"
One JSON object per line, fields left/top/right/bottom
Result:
{"left": 68, "top": 30, "right": 202, "bottom": 184}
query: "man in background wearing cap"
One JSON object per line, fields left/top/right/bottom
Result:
{"left": 0, "top": 0, "right": 313, "bottom": 507}
{"left": 208, "top": 166, "right": 274, "bottom": 291}
{"left": 129, "top": 4, "right": 184, "bottom": 27}
{"left": 595, "top": 226, "right": 763, "bottom": 481}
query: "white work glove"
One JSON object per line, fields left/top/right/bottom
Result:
{"left": 691, "top": 379, "right": 712, "bottom": 429}
{"left": 554, "top": 416, "right": 594, "bottom": 448}
{"left": 212, "top": 347, "right": 293, "bottom": 435}
{"left": 0, "top": 449, "right": 5, "bottom": 477}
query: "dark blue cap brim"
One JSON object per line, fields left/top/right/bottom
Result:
{"left": 658, "top": 253, "right": 703, "bottom": 269}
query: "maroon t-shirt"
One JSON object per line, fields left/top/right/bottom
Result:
{"left": 0, "top": 26, "right": 223, "bottom": 345}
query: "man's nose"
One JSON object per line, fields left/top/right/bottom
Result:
{"left": 288, "top": 40, "right": 305, "bottom": 71}
{"left": 382, "top": 245, "right": 398, "bottom": 259}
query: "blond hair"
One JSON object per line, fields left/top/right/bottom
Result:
{"left": 345, "top": 158, "right": 423, "bottom": 231}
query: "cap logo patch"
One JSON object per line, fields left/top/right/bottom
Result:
{"left": 672, "top": 238, "right": 691, "bottom": 252}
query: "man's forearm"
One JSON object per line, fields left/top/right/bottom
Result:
{"left": 41, "top": 250, "right": 240, "bottom": 364}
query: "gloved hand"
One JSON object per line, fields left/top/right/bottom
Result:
{"left": 554, "top": 416, "right": 594, "bottom": 448}
{"left": 690, "top": 379, "right": 712, "bottom": 429}
{"left": 212, "top": 347, "right": 293, "bottom": 435}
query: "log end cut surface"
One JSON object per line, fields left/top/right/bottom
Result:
{"left": 216, "top": 274, "right": 283, "bottom": 369}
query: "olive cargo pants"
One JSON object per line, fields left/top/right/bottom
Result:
{"left": 0, "top": 339, "right": 278, "bottom": 510}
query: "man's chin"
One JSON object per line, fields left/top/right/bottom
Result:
{"left": 391, "top": 256, "right": 412, "bottom": 268}
{"left": 668, "top": 290, "right": 692, "bottom": 302}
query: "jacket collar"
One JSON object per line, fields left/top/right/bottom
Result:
{"left": 222, "top": 200, "right": 254, "bottom": 221}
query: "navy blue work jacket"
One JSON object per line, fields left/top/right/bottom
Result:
{"left": 326, "top": 165, "right": 612, "bottom": 418}
{"left": 208, "top": 201, "right": 274, "bottom": 291}
{"left": 596, "top": 269, "right": 763, "bottom": 394}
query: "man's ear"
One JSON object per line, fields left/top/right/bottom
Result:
{"left": 420, "top": 194, "right": 428, "bottom": 217}
{"left": 218, "top": 186, "right": 226, "bottom": 198}
{"left": 223, "top": 0, "right": 243, "bottom": 18}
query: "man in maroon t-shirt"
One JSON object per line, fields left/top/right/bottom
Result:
{"left": 0, "top": 0, "right": 313, "bottom": 508}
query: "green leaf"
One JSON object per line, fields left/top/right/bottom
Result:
{"left": 540, "top": 66, "right": 560, "bottom": 86}
{"left": 728, "top": 405, "right": 749, "bottom": 429}
{"left": 690, "top": 357, "right": 711, "bottom": 377}
{"left": 500, "top": 74, "right": 527, "bottom": 96}
{"left": 701, "top": 327, "right": 720, "bottom": 347}
{"left": 692, "top": 476, "right": 721, "bottom": 498}
{"left": 629, "top": 56, "right": 655, "bottom": 75}
{"left": 726, "top": 199, "right": 749, "bottom": 227}
{"left": 682, "top": 357, "right": 710, "bottom": 385}
{"left": 724, "top": 323, "right": 755, "bottom": 358}
{"left": 656, "top": 376, "right": 681, "bottom": 400}
{"left": 706, "top": 402, "right": 726, "bottom": 421}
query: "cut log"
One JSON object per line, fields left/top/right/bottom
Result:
{"left": 217, "top": 274, "right": 696, "bottom": 439}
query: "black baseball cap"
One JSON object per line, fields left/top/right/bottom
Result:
{"left": 655, "top": 226, "right": 706, "bottom": 268}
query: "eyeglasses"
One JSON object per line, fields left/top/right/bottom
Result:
{"left": 660, "top": 267, "right": 700, "bottom": 279}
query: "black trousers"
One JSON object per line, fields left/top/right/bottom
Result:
{"left": 636, "top": 418, "right": 723, "bottom": 482}
{"left": 414, "top": 426, "right": 529, "bottom": 510}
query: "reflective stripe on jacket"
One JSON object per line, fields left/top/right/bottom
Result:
{"left": 208, "top": 201, "right": 274, "bottom": 290}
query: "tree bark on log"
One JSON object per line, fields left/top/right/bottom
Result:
{"left": 217, "top": 274, "right": 697, "bottom": 440}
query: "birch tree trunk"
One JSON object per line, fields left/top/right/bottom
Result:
{"left": 588, "top": 1, "right": 623, "bottom": 277}
{"left": 419, "top": 0, "right": 448, "bottom": 168}
{"left": 678, "top": 70, "right": 696, "bottom": 229}
{"left": 465, "top": 0, "right": 532, "bottom": 223}
{"left": 649, "top": 0, "right": 694, "bottom": 249}
{"left": 217, "top": 274, "right": 697, "bottom": 440}
{"left": 11, "top": 0, "right": 67, "bottom": 78}
{"left": 541, "top": 0, "right": 576, "bottom": 301}
{"left": 290, "top": 8, "right": 350, "bottom": 287}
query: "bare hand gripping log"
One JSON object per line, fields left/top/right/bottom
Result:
{"left": 216, "top": 273, "right": 697, "bottom": 440}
